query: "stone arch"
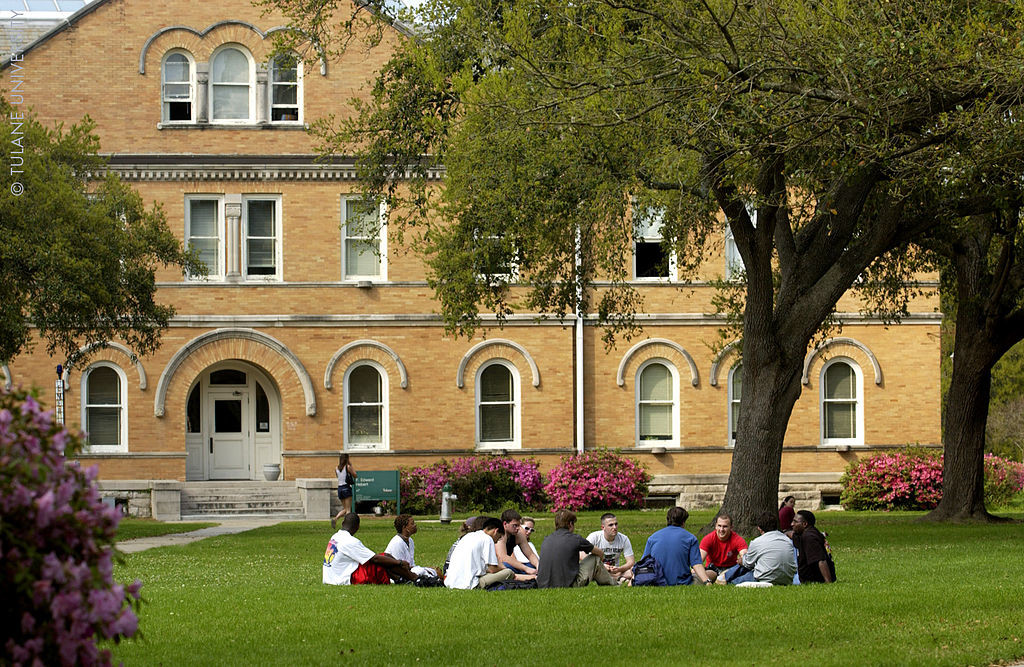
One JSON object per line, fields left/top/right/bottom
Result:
{"left": 153, "top": 328, "right": 316, "bottom": 417}
{"left": 801, "top": 337, "right": 882, "bottom": 386}
{"left": 456, "top": 339, "right": 540, "bottom": 389}
{"left": 324, "top": 340, "right": 409, "bottom": 390}
{"left": 64, "top": 341, "right": 147, "bottom": 391}
{"left": 709, "top": 340, "right": 742, "bottom": 387}
{"left": 2, "top": 364, "right": 10, "bottom": 391}
{"left": 616, "top": 338, "right": 699, "bottom": 387}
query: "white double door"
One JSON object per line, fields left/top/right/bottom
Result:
{"left": 207, "top": 387, "right": 250, "bottom": 480}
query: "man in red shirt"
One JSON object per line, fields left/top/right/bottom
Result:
{"left": 699, "top": 514, "right": 748, "bottom": 582}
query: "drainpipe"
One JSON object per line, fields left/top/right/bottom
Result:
{"left": 575, "top": 226, "right": 585, "bottom": 455}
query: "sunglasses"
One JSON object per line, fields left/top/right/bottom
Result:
{"left": 523, "top": 526, "right": 534, "bottom": 533}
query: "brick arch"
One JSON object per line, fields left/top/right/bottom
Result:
{"left": 323, "top": 340, "right": 409, "bottom": 390}
{"left": 616, "top": 338, "right": 699, "bottom": 387}
{"left": 153, "top": 328, "right": 315, "bottom": 417}
{"left": 2, "top": 364, "right": 10, "bottom": 391}
{"left": 63, "top": 341, "right": 147, "bottom": 391}
{"left": 709, "top": 340, "right": 741, "bottom": 387}
{"left": 801, "top": 337, "right": 882, "bottom": 386}
{"left": 455, "top": 339, "right": 540, "bottom": 389}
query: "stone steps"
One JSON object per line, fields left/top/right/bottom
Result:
{"left": 180, "top": 482, "right": 304, "bottom": 519}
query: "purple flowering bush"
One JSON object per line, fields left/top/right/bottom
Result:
{"left": 544, "top": 450, "right": 650, "bottom": 511}
{"left": 1, "top": 389, "right": 142, "bottom": 666}
{"left": 841, "top": 450, "right": 1024, "bottom": 510}
{"left": 401, "top": 456, "right": 546, "bottom": 513}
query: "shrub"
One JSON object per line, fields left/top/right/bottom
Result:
{"left": 544, "top": 450, "right": 650, "bottom": 511}
{"left": 1, "top": 388, "right": 142, "bottom": 666}
{"left": 400, "top": 456, "right": 545, "bottom": 514}
{"left": 984, "top": 454, "right": 1024, "bottom": 507}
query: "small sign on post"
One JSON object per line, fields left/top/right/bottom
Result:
{"left": 54, "top": 365, "right": 65, "bottom": 426}
{"left": 352, "top": 470, "right": 401, "bottom": 515}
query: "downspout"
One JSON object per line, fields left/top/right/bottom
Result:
{"left": 575, "top": 226, "right": 585, "bottom": 455}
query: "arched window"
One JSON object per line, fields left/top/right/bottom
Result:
{"left": 476, "top": 360, "right": 520, "bottom": 448}
{"left": 821, "top": 358, "right": 863, "bottom": 445}
{"left": 210, "top": 46, "right": 253, "bottom": 122}
{"left": 162, "top": 51, "right": 193, "bottom": 122}
{"left": 81, "top": 363, "right": 127, "bottom": 451}
{"left": 345, "top": 362, "right": 388, "bottom": 450}
{"left": 728, "top": 363, "right": 742, "bottom": 446}
{"left": 269, "top": 53, "right": 301, "bottom": 122}
{"left": 636, "top": 359, "right": 678, "bottom": 447}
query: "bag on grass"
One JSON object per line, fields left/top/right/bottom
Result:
{"left": 632, "top": 554, "right": 667, "bottom": 587}
{"left": 486, "top": 579, "right": 539, "bottom": 591}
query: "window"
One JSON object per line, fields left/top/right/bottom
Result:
{"left": 269, "top": 54, "right": 301, "bottom": 122}
{"left": 210, "top": 368, "right": 246, "bottom": 385}
{"left": 476, "top": 360, "right": 520, "bottom": 448}
{"left": 728, "top": 364, "right": 742, "bottom": 445}
{"left": 162, "top": 51, "right": 193, "bottom": 122}
{"left": 185, "top": 196, "right": 223, "bottom": 279}
{"left": 255, "top": 381, "right": 271, "bottom": 433}
{"left": 243, "top": 196, "right": 281, "bottom": 280}
{"left": 186, "top": 383, "right": 201, "bottom": 433}
{"left": 474, "top": 230, "right": 518, "bottom": 283}
{"left": 636, "top": 360, "right": 678, "bottom": 447}
{"left": 210, "top": 46, "right": 253, "bottom": 122}
{"left": 821, "top": 359, "right": 863, "bottom": 445}
{"left": 345, "top": 362, "right": 388, "bottom": 450}
{"left": 81, "top": 363, "right": 126, "bottom": 451}
{"left": 725, "top": 205, "right": 756, "bottom": 280}
{"left": 634, "top": 207, "right": 674, "bottom": 280}
{"left": 341, "top": 196, "right": 386, "bottom": 280}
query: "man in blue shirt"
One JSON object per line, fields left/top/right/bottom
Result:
{"left": 642, "top": 507, "right": 714, "bottom": 586}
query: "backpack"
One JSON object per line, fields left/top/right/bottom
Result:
{"left": 632, "top": 554, "right": 667, "bottom": 586}
{"left": 486, "top": 579, "right": 539, "bottom": 591}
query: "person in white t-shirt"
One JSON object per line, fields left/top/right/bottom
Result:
{"left": 444, "top": 517, "right": 515, "bottom": 590}
{"left": 512, "top": 516, "right": 539, "bottom": 565}
{"left": 323, "top": 513, "right": 419, "bottom": 585}
{"left": 385, "top": 514, "right": 439, "bottom": 579}
{"left": 586, "top": 513, "right": 635, "bottom": 584}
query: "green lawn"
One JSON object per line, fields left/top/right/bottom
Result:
{"left": 110, "top": 510, "right": 1024, "bottom": 666}
{"left": 116, "top": 518, "right": 216, "bottom": 541}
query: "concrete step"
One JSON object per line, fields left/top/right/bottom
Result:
{"left": 179, "top": 482, "right": 303, "bottom": 518}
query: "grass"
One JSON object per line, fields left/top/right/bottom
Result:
{"left": 116, "top": 518, "right": 216, "bottom": 541}
{"left": 109, "top": 510, "right": 1024, "bottom": 666}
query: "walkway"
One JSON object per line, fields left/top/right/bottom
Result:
{"left": 117, "top": 518, "right": 290, "bottom": 554}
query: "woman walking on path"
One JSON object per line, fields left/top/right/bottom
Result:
{"left": 331, "top": 454, "right": 357, "bottom": 529}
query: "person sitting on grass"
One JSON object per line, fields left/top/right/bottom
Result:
{"left": 513, "top": 516, "right": 539, "bottom": 566}
{"left": 699, "top": 514, "right": 747, "bottom": 582}
{"left": 495, "top": 509, "right": 540, "bottom": 575}
{"left": 720, "top": 511, "right": 796, "bottom": 586}
{"left": 385, "top": 514, "right": 439, "bottom": 580}
{"left": 641, "top": 506, "right": 714, "bottom": 586}
{"left": 442, "top": 516, "right": 479, "bottom": 578}
{"left": 445, "top": 517, "right": 521, "bottom": 590}
{"left": 586, "top": 512, "right": 635, "bottom": 584}
{"left": 323, "top": 513, "right": 419, "bottom": 585}
{"left": 791, "top": 510, "right": 836, "bottom": 584}
{"left": 538, "top": 509, "right": 619, "bottom": 588}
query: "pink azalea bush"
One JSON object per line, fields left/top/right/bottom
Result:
{"left": 1, "top": 389, "right": 142, "bottom": 666}
{"left": 544, "top": 450, "right": 650, "bottom": 511}
{"left": 841, "top": 450, "right": 1024, "bottom": 510}
{"left": 401, "top": 456, "right": 545, "bottom": 513}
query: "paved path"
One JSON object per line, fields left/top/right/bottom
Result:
{"left": 117, "top": 518, "right": 291, "bottom": 553}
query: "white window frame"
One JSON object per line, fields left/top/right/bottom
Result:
{"left": 725, "top": 205, "right": 756, "bottom": 280}
{"left": 241, "top": 195, "right": 282, "bottom": 281}
{"left": 341, "top": 195, "right": 387, "bottom": 281}
{"left": 475, "top": 359, "right": 521, "bottom": 450}
{"left": 820, "top": 357, "right": 864, "bottom": 446}
{"left": 209, "top": 45, "right": 255, "bottom": 124}
{"left": 268, "top": 53, "right": 302, "bottom": 124}
{"left": 473, "top": 229, "right": 519, "bottom": 284}
{"left": 161, "top": 50, "right": 194, "bottom": 124}
{"left": 343, "top": 361, "right": 389, "bottom": 452}
{"left": 184, "top": 195, "right": 225, "bottom": 280}
{"left": 633, "top": 207, "right": 677, "bottom": 281}
{"left": 635, "top": 358, "right": 679, "bottom": 448}
{"left": 80, "top": 362, "right": 128, "bottom": 453}
{"left": 727, "top": 363, "right": 742, "bottom": 447}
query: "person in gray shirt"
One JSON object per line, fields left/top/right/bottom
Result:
{"left": 537, "top": 509, "right": 618, "bottom": 588}
{"left": 720, "top": 511, "right": 796, "bottom": 586}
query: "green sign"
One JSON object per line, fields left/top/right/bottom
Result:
{"left": 352, "top": 470, "right": 401, "bottom": 514}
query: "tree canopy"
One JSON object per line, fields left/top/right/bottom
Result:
{"left": 1, "top": 99, "right": 199, "bottom": 365}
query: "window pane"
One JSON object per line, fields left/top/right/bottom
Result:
{"left": 345, "top": 199, "right": 379, "bottom": 234}
{"left": 635, "top": 208, "right": 664, "bottom": 238}
{"left": 87, "top": 407, "right": 120, "bottom": 447}
{"left": 348, "top": 406, "right": 382, "bottom": 443}
{"left": 214, "top": 400, "right": 242, "bottom": 433}
{"left": 212, "top": 49, "right": 249, "bottom": 83}
{"left": 247, "top": 239, "right": 274, "bottom": 272}
{"left": 210, "top": 369, "right": 246, "bottom": 385}
{"left": 480, "top": 404, "right": 512, "bottom": 441}
{"left": 639, "top": 364, "right": 671, "bottom": 401}
{"left": 87, "top": 367, "right": 119, "bottom": 404}
{"left": 189, "top": 238, "right": 218, "bottom": 272}
{"left": 247, "top": 200, "right": 275, "bottom": 237}
{"left": 189, "top": 200, "right": 217, "bottom": 236}
{"left": 163, "top": 55, "right": 189, "bottom": 82}
{"left": 348, "top": 365, "right": 381, "bottom": 404}
{"left": 732, "top": 366, "right": 742, "bottom": 399}
{"left": 212, "top": 85, "right": 249, "bottom": 120}
{"left": 640, "top": 404, "right": 672, "bottom": 440}
{"left": 256, "top": 382, "right": 270, "bottom": 433}
{"left": 273, "top": 85, "right": 298, "bottom": 105}
{"left": 636, "top": 242, "right": 668, "bottom": 278}
{"left": 272, "top": 56, "right": 298, "bottom": 82}
{"left": 164, "top": 83, "right": 190, "bottom": 99}
{"left": 825, "top": 403, "right": 856, "bottom": 439}
{"left": 186, "top": 384, "right": 201, "bottom": 433}
{"left": 825, "top": 363, "right": 855, "bottom": 399}
{"left": 346, "top": 239, "right": 380, "bottom": 276}
{"left": 480, "top": 365, "right": 512, "bottom": 402}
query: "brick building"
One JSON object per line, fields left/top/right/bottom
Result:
{"left": 1, "top": 0, "right": 941, "bottom": 515}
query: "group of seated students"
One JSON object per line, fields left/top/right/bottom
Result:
{"left": 322, "top": 504, "right": 834, "bottom": 588}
